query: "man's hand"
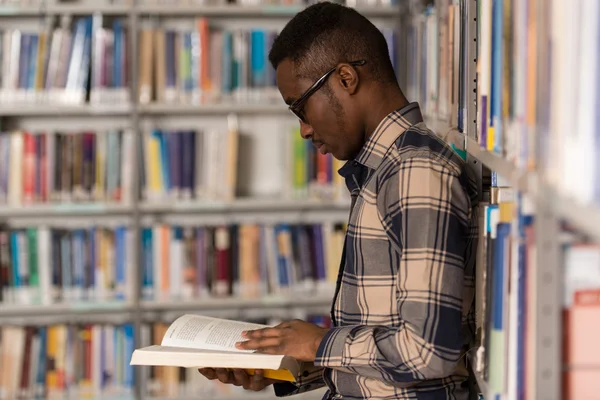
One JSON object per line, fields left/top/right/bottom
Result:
{"left": 198, "top": 368, "right": 278, "bottom": 391}
{"left": 236, "top": 319, "right": 328, "bottom": 362}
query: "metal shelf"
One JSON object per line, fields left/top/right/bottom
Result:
{"left": 0, "top": 203, "right": 134, "bottom": 217}
{"left": 465, "top": 137, "right": 600, "bottom": 241}
{"left": 0, "top": 103, "right": 132, "bottom": 116}
{"left": 0, "top": 301, "right": 134, "bottom": 317}
{"left": 142, "top": 293, "right": 333, "bottom": 312}
{"left": 140, "top": 198, "right": 350, "bottom": 213}
{"left": 138, "top": 102, "right": 288, "bottom": 115}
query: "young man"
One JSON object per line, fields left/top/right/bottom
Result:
{"left": 199, "top": 2, "right": 478, "bottom": 399}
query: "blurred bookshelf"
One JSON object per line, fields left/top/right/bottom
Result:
{"left": 0, "top": 0, "right": 394, "bottom": 398}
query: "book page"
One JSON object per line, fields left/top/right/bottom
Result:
{"left": 161, "top": 315, "right": 268, "bottom": 352}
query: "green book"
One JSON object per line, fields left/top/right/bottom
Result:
{"left": 27, "top": 228, "right": 38, "bottom": 292}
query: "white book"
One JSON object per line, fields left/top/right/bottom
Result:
{"left": 120, "top": 129, "right": 134, "bottom": 205}
{"left": 130, "top": 314, "right": 302, "bottom": 382}
{"left": 8, "top": 131, "right": 23, "bottom": 206}
{"left": 575, "top": 0, "right": 599, "bottom": 204}
{"left": 37, "top": 226, "right": 52, "bottom": 306}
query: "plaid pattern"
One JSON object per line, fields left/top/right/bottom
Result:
{"left": 274, "top": 103, "right": 478, "bottom": 399}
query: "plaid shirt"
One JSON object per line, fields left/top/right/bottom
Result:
{"left": 274, "top": 102, "right": 478, "bottom": 399}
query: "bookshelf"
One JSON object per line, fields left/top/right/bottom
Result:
{"left": 3, "top": 0, "right": 595, "bottom": 399}
{"left": 0, "top": 0, "right": 394, "bottom": 398}
{"left": 411, "top": 0, "right": 600, "bottom": 399}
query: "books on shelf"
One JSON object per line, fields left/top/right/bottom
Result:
{"left": 0, "top": 129, "right": 134, "bottom": 206}
{"left": 138, "top": 315, "right": 331, "bottom": 399}
{"left": 141, "top": 116, "right": 239, "bottom": 203}
{"left": 0, "top": 224, "right": 134, "bottom": 306}
{"left": 138, "top": 18, "right": 279, "bottom": 105}
{"left": 562, "top": 245, "right": 600, "bottom": 400}
{"left": 138, "top": 17, "right": 397, "bottom": 106}
{"left": 136, "top": 0, "right": 400, "bottom": 8}
{"left": 141, "top": 221, "right": 345, "bottom": 301}
{"left": 141, "top": 121, "right": 348, "bottom": 204}
{"left": 0, "top": 15, "right": 129, "bottom": 106}
{"left": 0, "top": 322, "right": 135, "bottom": 399}
{"left": 475, "top": 187, "right": 534, "bottom": 400}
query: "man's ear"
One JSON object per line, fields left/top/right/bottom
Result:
{"left": 336, "top": 63, "right": 359, "bottom": 95}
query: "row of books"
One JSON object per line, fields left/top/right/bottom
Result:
{"left": 141, "top": 222, "right": 345, "bottom": 301}
{"left": 410, "top": 0, "right": 600, "bottom": 206}
{"left": 0, "top": 17, "right": 95, "bottom": 105}
{"left": 137, "top": 0, "right": 399, "bottom": 6}
{"left": 405, "top": 0, "right": 465, "bottom": 130}
{"left": 139, "top": 19, "right": 396, "bottom": 105}
{"left": 0, "top": 225, "right": 134, "bottom": 306}
{"left": 0, "top": 0, "right": 399, "bottom": 7}
{"left": 475, "top": 187, "right": 600, "bottom": 400}
{"left": 142, "top": 125, "right": 347, "bottom": 203}
{"left": 0, "top": 124, "right": 348, "bottom": 206}
{"left": 0, "top": 17, "right": 397, "bottom": 107}
{"left": 0, "top": 323, "right": 135, "bottom": 400}
{"left": 139, "top": 316, "right": 331, "bottom": 398}
{"left": 0, "top": 15, "right": 131, "bottom": 106}
{"left": 142, "top": 122, "right": 239, "bottom": 203}
{"left": 0, "top": 130, "right": 134, "bottom": 206}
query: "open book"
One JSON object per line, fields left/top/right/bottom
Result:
{"left": 129, "top": 314, "right": 301, "bottom": 382}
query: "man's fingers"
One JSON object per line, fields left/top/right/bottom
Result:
{"left": 233, "top": 369, "right": 250, "bottom": 388}
{"left": 216, "top": 368, "right": 233, "bottom": 384}
{"left": 249, "top": 369, "right": 266, "bottom": 391}
{"left": 198, "top": 368, "right": 216, "bottom": 380}
{"left": 243, "top": 327, "right": 282, "bottom": 339}
{"left": 237, "top": 337, "right": 284, "bottom": 352}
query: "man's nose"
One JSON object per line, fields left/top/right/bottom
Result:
{"left": 299, "top": 120, "right": 314, "bottom": 140}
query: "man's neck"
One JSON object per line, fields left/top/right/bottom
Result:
{"left": 363, "top": 89, "right": 409, "bottom": 142}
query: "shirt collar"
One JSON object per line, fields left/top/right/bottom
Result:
{"left": 337, "top": 102, "right": 423, "bottom": 178}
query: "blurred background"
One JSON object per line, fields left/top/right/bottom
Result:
{"left": 0, "top": 0, "right": 597, "bottom": 399}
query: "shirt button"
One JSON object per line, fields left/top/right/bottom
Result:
{"left": 303, "top": 371, "right": 310, "bottom": 377}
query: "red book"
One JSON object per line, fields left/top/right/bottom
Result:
{"left": 22, "top": 132, "right": 36, "bottom": 204}
{"left": 214, "top": 226, "right": 231, "bottom": 297}
{"left": 40, "top": 133, "right": 47, "bottom": 202}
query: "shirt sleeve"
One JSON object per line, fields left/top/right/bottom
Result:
{"left": 313, "top": 155, "right": 471, "bottom": 384}
{"left": 273, "top": 362, "right": 326, "bottom": 397}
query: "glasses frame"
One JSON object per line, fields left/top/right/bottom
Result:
{"left": 288, "top": 60, "right": 366, "bottom": 122}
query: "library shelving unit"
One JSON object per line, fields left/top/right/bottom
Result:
{"left": 406, "top": 0, "right": 600, "bottom": 399}
{"left": 0, "top": 0, "right": 399, "bottom": 399}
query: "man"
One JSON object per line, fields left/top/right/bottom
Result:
{"left": 199, "top": 2, "right": 478, "bottom": 399}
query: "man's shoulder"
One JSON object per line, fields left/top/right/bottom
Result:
{"left": 384, "top": 123, "right": 465, "bottom": 176}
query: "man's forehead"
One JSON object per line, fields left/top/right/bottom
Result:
{"left": 276, "top": 60, "right": 304, "bottom": 104}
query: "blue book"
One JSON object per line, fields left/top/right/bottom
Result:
{"left": 491, "top": 0, "right": 503, "bottom": 153}
{"left": 28, "top": 34, "right": 38, "bottom": 90}
{"left": 221, "top": 31, "right": 233, "bottom": 94}
{"left": 142, "top": 228, "right": 153, "bottom": 299}
{"left": 251, "top": 30, "right": 266, "bottom": 88}
{"left": 123, "top": 324, "right": 135, "bottom": 389}
{"left": 19, "top": 34, "right": 31, "bottom": 89}
{"left": 88, "top": 227, "right": 96, "bottom": 297}
{"left": 275, "top": 225, "right": 291, "bottom": 288}
{"left": 73, "top": 229, "right": 85, "bottom": 300}
{"left": 10, "top": 231, "right": 20, "bottom": 288}
{"left": 115, "top": 227, "right": 126, "bottom": 301}
{"left": 113, "top": 20, "right": 123, "bottom": 88}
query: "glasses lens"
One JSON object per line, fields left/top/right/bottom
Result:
{"left": 290, "top": 107, "right": 306, "bottom": 123}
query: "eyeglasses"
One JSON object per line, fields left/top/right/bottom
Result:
{"left": 288, "top": 60, "right": 366, "bottom": 123}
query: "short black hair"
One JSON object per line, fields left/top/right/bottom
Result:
{"left": 268, "top": 1, "right": 397, "bottom": 84}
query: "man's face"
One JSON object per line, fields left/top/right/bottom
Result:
{"left": 275, "top": 58, "right": 364, "bottom": 161}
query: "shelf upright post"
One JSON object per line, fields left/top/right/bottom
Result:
{"left": 533, "top": 190, "right": 562, "bottom": 400}
{"left": 533, "top": 1, "right": 561, "bottom": 398}
{"left": 128, "top": 1, "right": 143, "bottom": 398}
{"left": 465, "top": 0, "right": 482, "bottom": 202}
